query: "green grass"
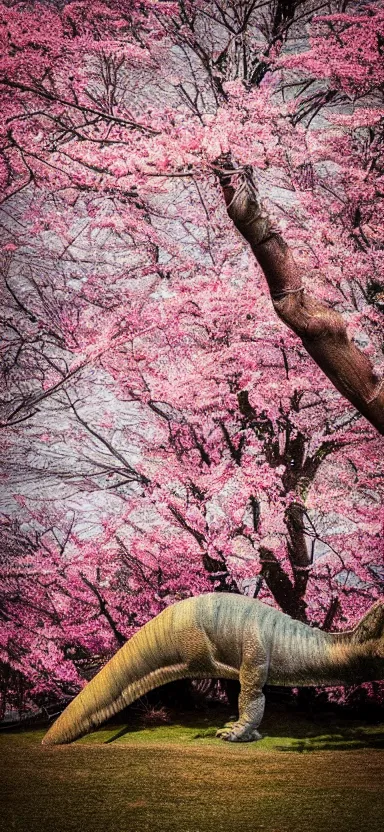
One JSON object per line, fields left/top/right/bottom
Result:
{"left": 1, "top": 705, "right": 384, "bottom": 832}
{"left": 75, "top": 703, "right": 384, "bottom": 752}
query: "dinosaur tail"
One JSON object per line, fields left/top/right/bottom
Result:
{"left": 42, "top": 603, "right": 188, "bottom": 745}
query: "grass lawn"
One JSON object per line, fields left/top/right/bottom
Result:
{"left": 1, "top": 704, "right": 384, "bottom": 832}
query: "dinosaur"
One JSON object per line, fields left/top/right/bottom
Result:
{"left": 42, "top": 592, "right": 384, "bottom": 745}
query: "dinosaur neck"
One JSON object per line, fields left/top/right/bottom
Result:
{"left": 268, "top": 619, "right": 377, "bottom": 687}
{"left": 324, "top": 637, "right": 377, "bottom": 686}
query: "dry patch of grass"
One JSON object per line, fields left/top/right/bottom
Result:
{"left": 1, "top": 708, "right": 384, "bottom": 832}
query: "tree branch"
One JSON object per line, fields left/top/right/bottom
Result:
{"left": 216, "top": 158, "right": 384, "bottom": 434}
{"left": 80, "top": 573, "right": 126, "bottom": 646}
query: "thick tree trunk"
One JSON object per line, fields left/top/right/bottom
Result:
{"left": 259, "top": 545, "right": 304, "bottom": 619}
{"left": 216, "top": 161, "right": 384, "bottom": 435}
{"left": 241, "top": 407, "right": 343, "bottom": 622}
{"left": 285, "top": 501, "right": 310, "bottom": 618}
{"left": 258, "top": 502, "right": 310, "bottom": 623}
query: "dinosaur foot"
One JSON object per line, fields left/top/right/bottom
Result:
{"left": 216, "top": 723, "right": 262, "bottom": 743}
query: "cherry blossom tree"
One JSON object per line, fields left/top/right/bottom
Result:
{"left": 0, "top": 1, "right": 383, "bottom": 712}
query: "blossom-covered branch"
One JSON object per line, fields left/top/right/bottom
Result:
{"left": 216, "top": 158, "right": 384, "bottom": 435}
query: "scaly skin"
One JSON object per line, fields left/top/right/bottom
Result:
{"left": 42, "top": 593, "right": 384, "bottom": 745}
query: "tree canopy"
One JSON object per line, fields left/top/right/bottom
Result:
{"left": 0, "top": 0, "right": 383, "bottom": 714}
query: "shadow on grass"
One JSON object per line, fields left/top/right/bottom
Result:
{"left": 275, "top": 730, "right": 384, "bottom": 752}
{"left": 104, "top": 724, "right": 134, "bottom": 743}
{"left": 2, "top": 700, "right": 383, "bottom": 752}
{"left": 97, "top": 704, "right": 384, "bottom": 751}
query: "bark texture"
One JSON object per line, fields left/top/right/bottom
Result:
{"left": 216, "top": 161, "right": 384, "bottom": 435}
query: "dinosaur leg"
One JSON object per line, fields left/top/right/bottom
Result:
{"left": 216, "top": 658, "right": 267, "bottom": 743}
